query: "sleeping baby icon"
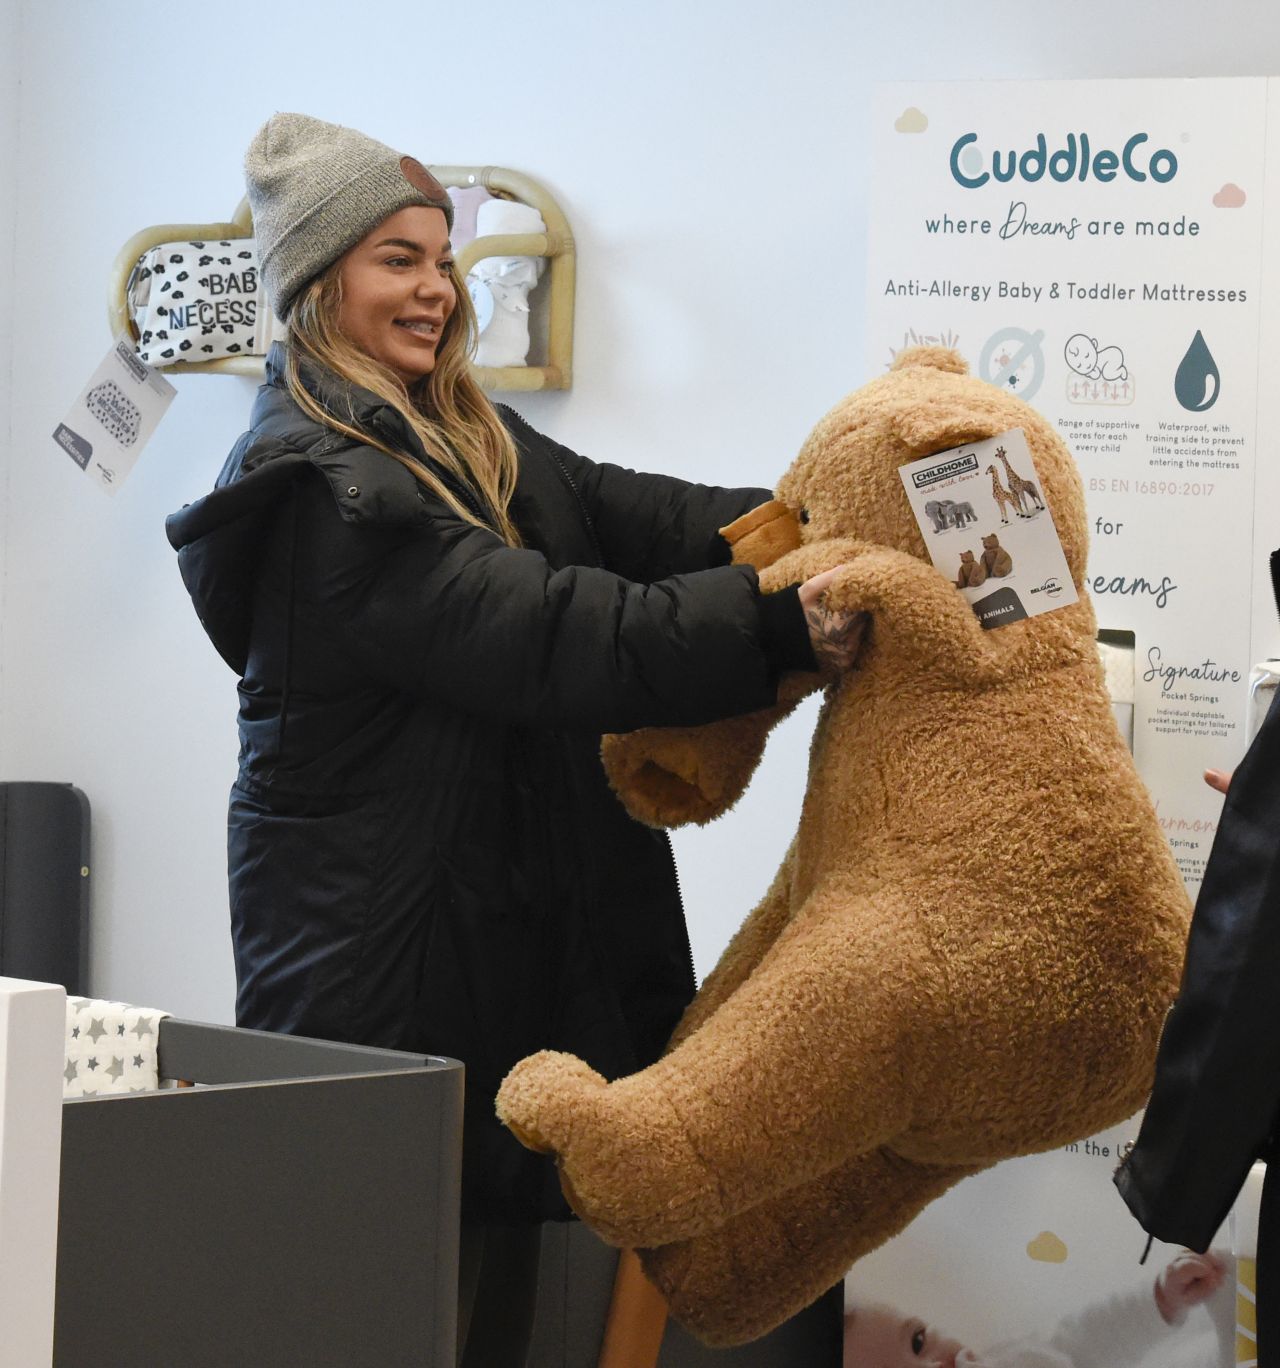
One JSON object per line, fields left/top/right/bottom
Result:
{"left": 1064, "top": 334, "right": 1128, "bottom": 383}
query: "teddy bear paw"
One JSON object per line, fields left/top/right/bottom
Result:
{"left": 495, "top": 1049, "right": 606, "bottom": 1155}
{"left": 498, "top": 1053, "right": 730, "bottom": 1248}
{"left": 602, "top": 729, "right": 731, "bottom": 827}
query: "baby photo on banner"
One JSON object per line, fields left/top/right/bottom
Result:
{"left": 841, "top": 1123, "right": 1240, "bottom": 1368}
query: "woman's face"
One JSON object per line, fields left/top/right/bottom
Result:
{"left": 336, "top": 205, "right": 456, "bottom": 384}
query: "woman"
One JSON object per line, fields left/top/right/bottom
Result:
{"left": 166, "top": 113, "right": 856, "bottom": 1366}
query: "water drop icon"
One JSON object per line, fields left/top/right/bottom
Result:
{"left": 1174, "top": 330, "right": 1220, "bottom": 411}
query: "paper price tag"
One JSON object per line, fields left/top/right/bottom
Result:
{"left": 52, "top": 339, "right": 176, "bottom": 495}
{"left": 898, "top": 428, "right": 1079, "bottom": 630}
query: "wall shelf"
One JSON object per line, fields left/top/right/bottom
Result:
{"left": 107, "top": 166, "right": 575, "bottom": 390}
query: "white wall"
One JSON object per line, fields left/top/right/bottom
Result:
{"left": 0, "top": 0, "right": 20, "bottom": 780}
{"left": 3, "top": 0, "right": 1280, "bottom": 1021}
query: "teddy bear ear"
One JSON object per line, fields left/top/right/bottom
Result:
{"left": 889, "top": 346, "right": 969, "bottom": 376}
{"left": 885, "top": 348, "right": 1002, "bottom": 456}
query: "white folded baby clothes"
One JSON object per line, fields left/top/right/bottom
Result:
{"left": 446, "top": 185, "right": 495, "bottom": 251}
{"left": 63, "top": 997, "right": 169, "bottom": 1097}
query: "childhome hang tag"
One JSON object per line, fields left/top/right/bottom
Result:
{"left": 52, "top": 339, "right": 175, "bottom": 495}
{"left": 898, "top": 428, "right": 1078, "bottom": 629}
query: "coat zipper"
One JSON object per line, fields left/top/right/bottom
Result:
{"left": 506, "top": 405, "right": 608, "bottom": 568}
{"left": 278, "top": 489, "right": 300, "bottom": 758}
{"left": 1271, "top": 548, "right": 1280, "bottom": 629}
{"left": 548, "top": 447, "right": 606, "bottom": 568}
{"left": 660, "top": 829, "right": 695, "bottom": 987}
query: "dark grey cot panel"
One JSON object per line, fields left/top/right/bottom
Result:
{"left": 0, "top": 782, "right": 90, "bottom": 992}
{"left": 528, "top": 1221, "right": 621, "bottom": 1367}
{"left": 157, "top": 1016, "right": 455, "bottom": 1084}
{"left": 54, "top": 1024, "right": 463, "bottom": 1367}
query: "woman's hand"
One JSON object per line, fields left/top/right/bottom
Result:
{"left": 1204, "top": 768, "right": 1233, "bottom": 795}
{"left": 798, "top": 566, "right": 861, "bottom": 673}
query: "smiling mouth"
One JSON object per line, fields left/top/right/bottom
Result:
{"left": 395, "top": 319, "right": 442, "bottom": 339}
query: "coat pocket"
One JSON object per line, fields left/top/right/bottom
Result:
{"left": 229, "top": 785, "right": 382, "bottom": 1041}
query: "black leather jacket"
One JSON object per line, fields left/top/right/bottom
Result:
{"left": 1115, "top": 547, "right": 1280, "bottom": 1358}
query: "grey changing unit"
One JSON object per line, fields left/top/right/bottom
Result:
{"left": 54, "top": 1020, "right": 463, "bottom": 1367}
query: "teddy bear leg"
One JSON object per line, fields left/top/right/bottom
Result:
{"left": 640, "top": 1148, "right": 977, "bottom": 1348}
{"left": 497, "top": 893, "right": 927, "bottom": 1249}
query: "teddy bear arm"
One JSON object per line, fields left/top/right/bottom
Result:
{"left": 666, "top": 841, "right": 797, "bottom": 1050}
{"left": 601, "top": 681, "right": 815, "bottom": 829}
{"left": 641, "top": 1149, "right": 977, "bottom": 1346}
{"left": 758, "top": 539, "right": 977, "bottom": 636}
{"left": 821, "top": 547, "right": 999, "bottom": 669}
{"left": 595, "top": 508, "right": 817, "bottom": 830}
{"left": 754, "top": 538, "right": 872, "bottom": 596}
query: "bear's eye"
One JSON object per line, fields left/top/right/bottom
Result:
{"left": 798, "top": 508, "right": 810, "bottom": 524}
{"left": 911, "top": 1327, "right": 927, "bottom": 1355}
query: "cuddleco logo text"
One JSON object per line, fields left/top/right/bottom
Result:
{"left": 950, "top": 133, "right": 1179, "bottom": 189}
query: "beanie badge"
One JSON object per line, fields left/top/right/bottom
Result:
{"left": 400, "top": 156, "right": 447, "bottom": 202}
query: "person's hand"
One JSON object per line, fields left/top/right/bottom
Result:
{"left": 1204, "top": 768, "right": 1233, "bottom": 795}
{"left": 799, "top": 566, "right": 861, "bottom": 673}
{"left": 1154, "top": 1250, "right": 1227, "bottom": 1325}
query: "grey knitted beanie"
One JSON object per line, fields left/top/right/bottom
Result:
{"left": 245, "top": 113, "right": 454, "bottom": 319}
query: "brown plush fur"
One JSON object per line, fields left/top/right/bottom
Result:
{"left": 496, "top": 347, "right": 1191, "bottom": 1346}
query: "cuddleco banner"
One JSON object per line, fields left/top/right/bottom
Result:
{"left": 846, "top": 77, "right": 1280, "bottom": 1368}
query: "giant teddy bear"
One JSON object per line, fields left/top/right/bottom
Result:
{"left": 496, "top": 348, "right": 1192, "bottom": 1346}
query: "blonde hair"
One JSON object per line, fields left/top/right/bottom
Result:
{"left": 285, "top": 260, "right": 523, "bottom": 547}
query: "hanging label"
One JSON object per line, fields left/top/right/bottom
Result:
{"left": 52, "top": 339, "right": 176, "bottom": 495}
{"left": 899, "top": 427, "right": 1079, "bottom": 629}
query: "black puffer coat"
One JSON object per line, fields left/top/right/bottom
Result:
{"left": 166, "top": 345, "right": 804, "bottom": 1222}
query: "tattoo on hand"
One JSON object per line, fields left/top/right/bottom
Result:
{"left": 806, "top": 605, "right": 861, "bottom": 672}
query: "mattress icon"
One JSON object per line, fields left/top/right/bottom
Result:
{"left": 86, "top": 380, "right": 141, "bottom": 447}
